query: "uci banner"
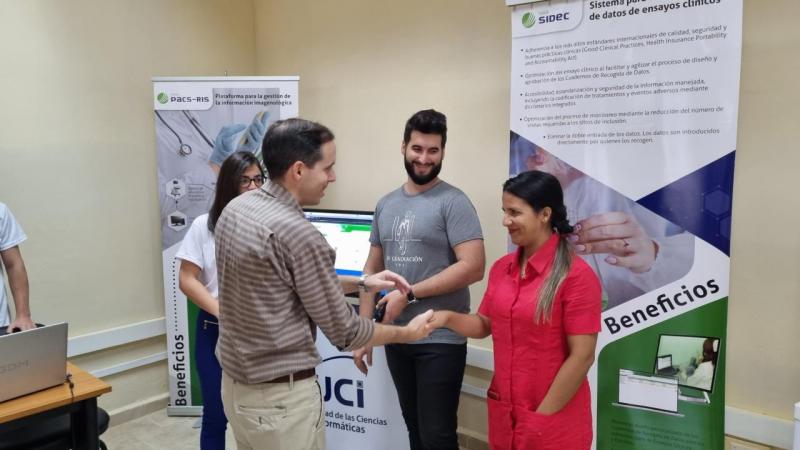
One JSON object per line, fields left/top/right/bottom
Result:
{"left": 508, "top": 1, "right": 742, "bottom": 449}
{"left": 152, "top": 76, "right": 298, "bottom": 415}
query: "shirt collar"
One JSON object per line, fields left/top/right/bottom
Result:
{"left": 261, "top": 180, "right": 303, "bottom": 214}
{"left": 508, "top": 233, "right": 560, "bottom": 277}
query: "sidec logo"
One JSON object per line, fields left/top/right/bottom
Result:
{"left": 323, "top": 376, "right": 365, "bottom": 408}
{"left": 537, "top": 11, "right": 570, "bottom": 24}
{"left": 521, "top": 12, "right": 536, "bottom": 28}
{"left": 523, "top": 11, "right": 571, "bottom": 28}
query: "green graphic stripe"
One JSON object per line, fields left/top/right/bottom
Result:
{"left": 341, "top": 224, "right": 371, "bottom": 233}
{"left": 186, "top": 299, "right": 203, "bottom": 405}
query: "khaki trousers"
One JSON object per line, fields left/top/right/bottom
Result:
{"left": 221, "top": 372, "right": 325, "bottom": 450}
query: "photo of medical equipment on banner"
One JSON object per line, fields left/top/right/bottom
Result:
{"left": 509, "top": 0, "right": 741, "bottom": 448}
{"left": 153, "top": 76, "right": 299, "bottom": 415}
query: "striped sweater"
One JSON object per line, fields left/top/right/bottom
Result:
{"left": 215, "top": 180, "right": 374, "bottom": 384}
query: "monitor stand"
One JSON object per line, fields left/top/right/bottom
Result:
{"left": 679, "top": 390, "right": 710, "bottom": 405}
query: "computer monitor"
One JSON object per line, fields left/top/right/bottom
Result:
{"left": 654, "top": 334, "right": 721, "bottom": 393}
{"left": 656, "top": 354, "right": 672, "bottom": 371}
{"left": 304, "top": 209, "right": 374, "bottom": 277}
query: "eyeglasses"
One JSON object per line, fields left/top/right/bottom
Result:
{"left": 240, "top": 175, "right": 265, "bottom": 187}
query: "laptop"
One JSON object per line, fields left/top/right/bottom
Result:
{"left": 0, "top": 322, "right": 68, "bottom": 402}
{"left": 655, "top": 354, "right": 679, "bottom": 376}
{"left": 614, "top": 369, "right": 681, "bottom": 416}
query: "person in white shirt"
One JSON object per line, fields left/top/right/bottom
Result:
{"left": 0, "top": 202, "right": 35, "bottom": 332}
{"left": 684, "top": 338, "right": 719, "bottom": 391}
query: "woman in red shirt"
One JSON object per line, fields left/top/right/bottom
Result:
{"left": 430, "top": 170, "right": 601, "bottom": 449}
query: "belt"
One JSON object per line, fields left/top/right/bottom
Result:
{"left": 265, "top": 368, "right": 316, "bottom": 384}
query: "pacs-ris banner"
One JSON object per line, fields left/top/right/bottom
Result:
{"left": 152, "top": 76, "right": 298, "bottom": 415}
{"left": 508, "top": 1, "right": 741, "bottom": 448}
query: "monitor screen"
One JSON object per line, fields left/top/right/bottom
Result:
{"left": 304, "top": 209, "right": 374, "bottom": 276}
{"left": 656, "top": 355, "right": 672, "bottom": 371}
{"left": 654, "top": 334, "right": 721, "bottom": 393}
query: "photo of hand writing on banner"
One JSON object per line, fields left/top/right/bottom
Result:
{"left": 510, "top": 132, "right": 694, "bottom": 310}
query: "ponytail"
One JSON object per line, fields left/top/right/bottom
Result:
{"left": 534, "top": 204, "right": 573, "bottom": 323}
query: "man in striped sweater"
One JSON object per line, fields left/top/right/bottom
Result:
{"left": 214, "top": 118, "right": 434, "bottom": 450}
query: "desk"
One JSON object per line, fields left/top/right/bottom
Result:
{"left": 0, "top": 362, "right": 111, "bottom": 449}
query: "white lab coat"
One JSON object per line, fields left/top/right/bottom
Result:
{"left": 684, "top": 360, "right": 714, "bottom": 391}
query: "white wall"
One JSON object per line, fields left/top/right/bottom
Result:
{"left": 0, "top": 0, "right": 256, "bottom": 412}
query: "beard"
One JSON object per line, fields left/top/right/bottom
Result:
{"left": 404, "top": 158, "right": 442, "bottom": 185}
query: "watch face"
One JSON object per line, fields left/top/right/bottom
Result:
{"left": 374, "top": 303, "right": 386, "bottom": 322}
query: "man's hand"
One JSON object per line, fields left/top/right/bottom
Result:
{"left": 353, "top": 346, "right": 373, "bottom": 375}
{"left": 403, "top": 309, "right": 435, "bottom": 342}
{"left": 377, "top": 289, "right": 409, "bottom": 324}
{"left": 568, "top": 212, "right": 657, "bottom": 273}
{"left": 8, "top": 314, "right": 35, "bottom": 332}
{"left": 365, "top": 270, "right": 411, "bottom": 295}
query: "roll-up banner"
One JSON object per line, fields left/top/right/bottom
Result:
{"left": 152, "top": 77, "right": 298, "bottom": 415}
{"left": 508, "top": 1, "right": 741, "bottom": 448}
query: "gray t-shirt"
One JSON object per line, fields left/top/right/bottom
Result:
{"left": 370, "top": 181, "right": 483, "bottom": 344}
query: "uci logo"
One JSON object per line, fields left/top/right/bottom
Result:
{"left": 323, "top": 376, "right": 365, "bottom": 408}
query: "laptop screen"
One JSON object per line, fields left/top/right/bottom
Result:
{"left": 656, "top": 355, "right": 672, "bottom": 370}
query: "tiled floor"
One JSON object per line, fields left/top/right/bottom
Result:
{"left": 102, "top": 409, "right": 236, "bottom": 450}
{"left": 103, "top": 409, "right": 470, "bottom": 449}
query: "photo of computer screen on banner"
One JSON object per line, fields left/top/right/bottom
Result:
{"left": 615, "top": 369, "right": 681, "bottom": 416}
{"left": 654, "top": 334, "right": 721, "bottom": 399}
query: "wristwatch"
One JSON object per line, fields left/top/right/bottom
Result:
{"left": 407, "top": 290, "right": 418, "bottom": 305}
{"left": 357, "top": 274, "right": 368, "bottom": 292}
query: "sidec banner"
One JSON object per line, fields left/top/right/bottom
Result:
{"left": 152, "top": 77, "right": 298, "bottom": 414}
{"left": 508, "top": 1, "right": 741, "bottom": 448}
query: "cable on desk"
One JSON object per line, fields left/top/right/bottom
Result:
{"left": 65, "top": 372, "right": 75, "bottom": 403}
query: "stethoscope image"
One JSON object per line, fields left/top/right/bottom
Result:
{"left": 155, "top": 110, "right": 215, "bottom": 157}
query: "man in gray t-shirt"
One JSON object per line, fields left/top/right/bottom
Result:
{"left": 354, "top": 109, "right": 485, "bottom": 450}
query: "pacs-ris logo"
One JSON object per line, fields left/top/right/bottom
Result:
{"left": 153, "top": 84, "right": 214, "bottom": 110}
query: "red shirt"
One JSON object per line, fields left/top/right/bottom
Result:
{"left": 478, "top": 234, "right": 601, "bottom": 450}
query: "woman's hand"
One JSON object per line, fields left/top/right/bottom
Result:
{"left": 569, "top": 212, "right": 657, "bottom": 273}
